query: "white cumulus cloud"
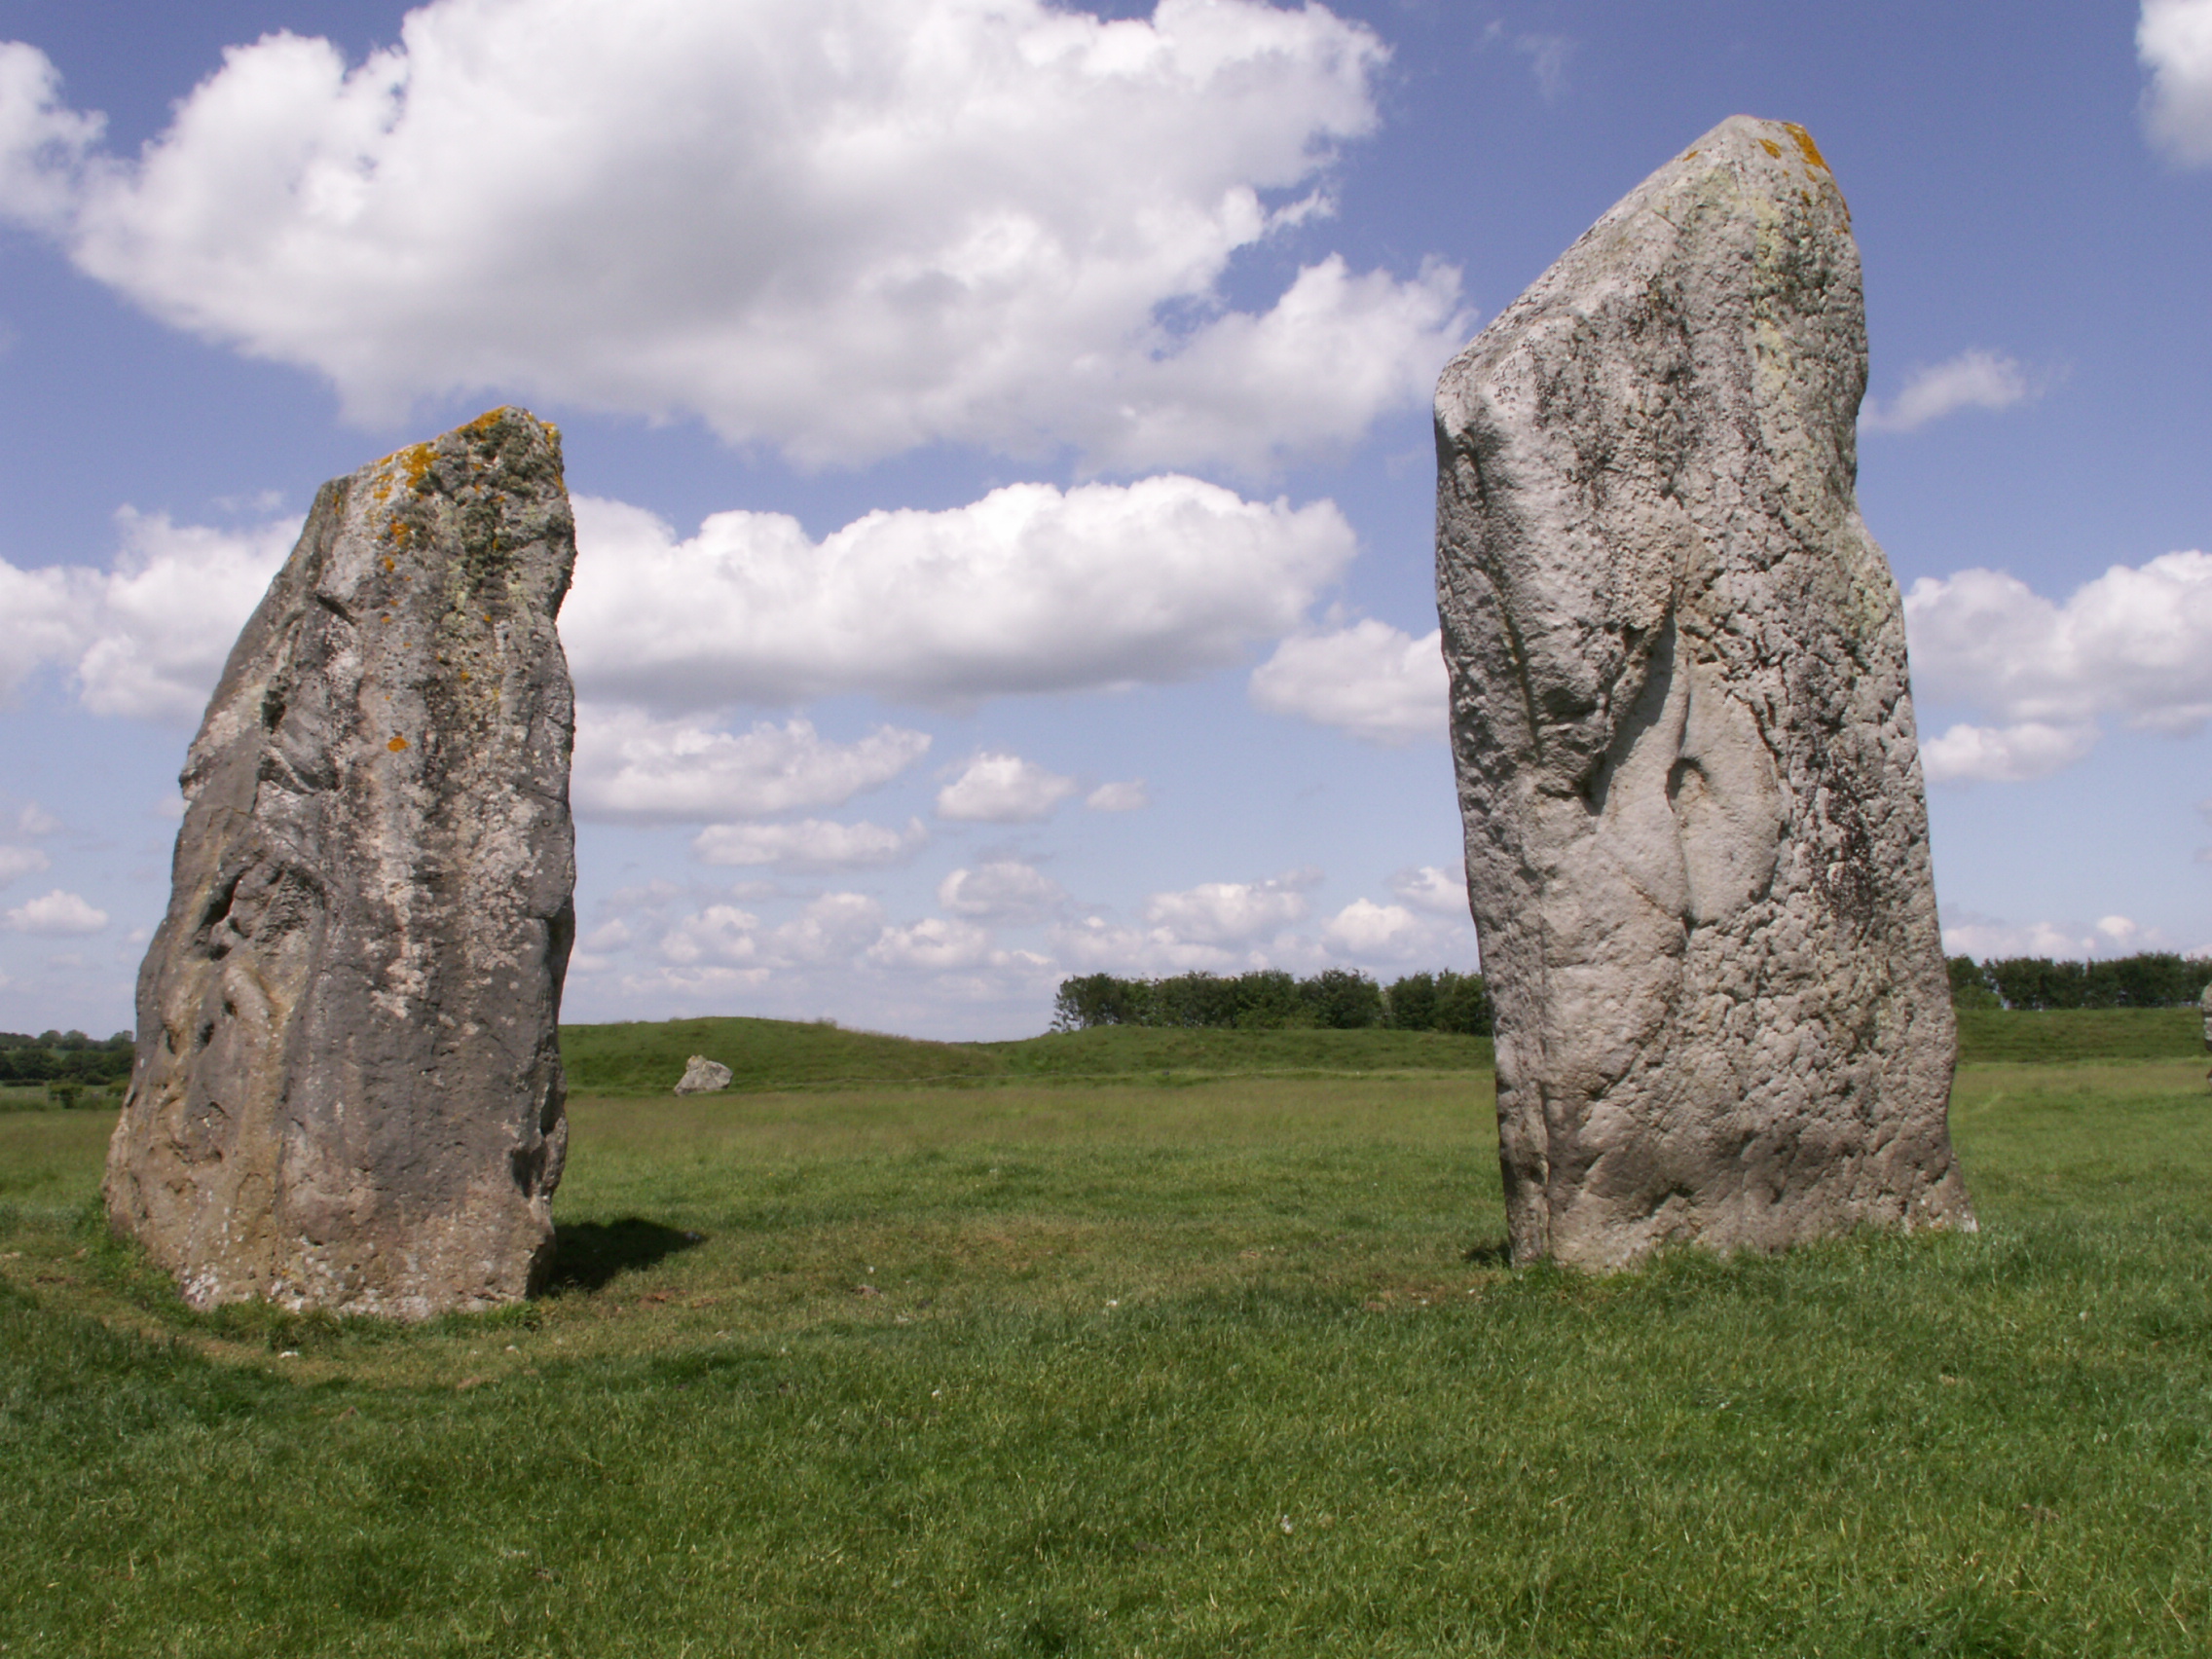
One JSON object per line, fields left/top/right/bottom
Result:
{"left": 5, "top": 887, "right": 108, "bottom": 935}
{"left": 0, "top": 509, "right": 296, "bottom": 719}
{"left": 0, "top": 41, "right": 98, "bottom": 231}
{"left": 0, "top": 845, "right": 51, "bottom": 886}
{"left": 939, "top": 861, "right": 1066, "bottom": 925}
{"left": 1389, "top": 865, "right": 1470, "bottom": 919}
{"left": 772, "top": 893, "right": 889, "bottom": 966}
{"left": 1049, "top": 915, "right": 1237, "bottom": 976}
{"left": 1905, "top": 551, "right": 2212, "bottom": 781}
{"left": 74, "top": 510, "right": 302, "bottom": 720}
{"left": 566, "top": 481, "right": 1356, "bottom": 712}
{"left": 572, "top": 710, "right": 929, "bottom": 826}
{"left": 1940, "top": 910, "right": 2177, "bottom": 962}
{"left": 1918, "top": 721, "right": 2098, "bottom": 786}
{"left": 0, "top": 1, "right": 1464, "bottom": 471}
{"left": 1139, "top": 869, "right": 1316, "bottom": 947}
{"left": 866, "top": 916, "right": 1004, "bottom": 972}
{"left": 936, "top": 754, "right": 1078, "bottom": 824}
{"left": 2142, "top": 0, "right": 2212, "bottom": 166}
{"left": 1249, "top": 619, "right": 1445, "bottom": 745}
{"left": 1320, "top": 899, "right": 1444, "bottom": 963}
{"left": 657, "top": 904, "right": 763, "bottom": 967}
{"left": 1085, "top": 779, "right": 1150, "bottom": 812}
{"left": 691, "top": 818, "right": 927, "bottom": 872}
{"left": 1861, "top": 350, "right": 2033, "bottom": 433}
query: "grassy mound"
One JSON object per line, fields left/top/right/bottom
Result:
{"left": 557, "top": 1016, "right": 1002, "bottom": 1094}
{"left": 1956, "top": 1005, "right": 2201, "bottom": 1064}
{"left": 560, "top": 1016, "right": 1494, "bottom": 1095}
{"left": 562, "top": 1006, "right": 2204, "bottom": 1097}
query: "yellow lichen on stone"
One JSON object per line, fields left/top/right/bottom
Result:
{"left": 387, "top": 735, "right": 409, "bottom": 753}
{"left": 1759, "top": 138, "right": 1783, "bottom": 158}
{"left": 1783, "top": 123, "right": 1829, "bottom": 171}
{"left": 398, "top": 443, "right": 435, "bottom": 492}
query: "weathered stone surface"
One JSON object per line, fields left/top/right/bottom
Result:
{"left": 1433, "top": 116, "right": 1974, "bottom": 1269}
{"left": 675, "top": 1055, "right": 733, "bottom": 1095}
{"left": 104, "top": 409, "right": 577, "bottom": 1318}
{"left": 2200, "top": 982, "right": 2211, "bottom": 1086}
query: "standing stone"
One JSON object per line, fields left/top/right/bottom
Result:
{"left": 675, "top": 1055, "right": 733, "bottom": 1095}
{"left": 1433, "top": 117, "right": 1974, "bottom": 1269}
{"left": 2199, "top": 981, "right": 2211, "bottom": 1087}
{"left": 104, "top": 409, "right": 577, "bottom": 1318}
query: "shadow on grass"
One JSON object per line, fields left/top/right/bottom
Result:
{"left": 543, "top": 1217, "right": 703, "bottom": 1294}
{"left": 1461, "top": 1238, "right": 1512, "bottom": 1268}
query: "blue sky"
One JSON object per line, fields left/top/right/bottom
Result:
{"left": 0, "top": 0, "right": 2207, "bottom": 1040}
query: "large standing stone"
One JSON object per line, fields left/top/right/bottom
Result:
{"left": 105, "top": 409, "right": 577, "bottom": 1318}
{"left": 1433, "top": 117, "right": 1974, "bottom": 1269}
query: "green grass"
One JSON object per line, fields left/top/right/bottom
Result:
{"left": 1954, "top": 1005, "right": 2201, "bottom": 1063}
{"left": 3, "top": 1021, "right": 2209, "bottom": 1654}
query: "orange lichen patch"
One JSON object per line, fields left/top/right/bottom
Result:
{"left": 383, "top": 557, "right": 395, "bottom": 572}
{"left": 1783, "top": 122, "right": 1829, "bottom": 171}
{"left": 1759, "top": 138, "right": 1783, "bottom": 158}
{"left": 398, "top": 442, "right": 435, "bottom": 492}
{"left": 387, "top": 735, "right": 409, "bottom": 753}
{"left": 457, "top": 669, "right": 471, "bottom": 682}
{"left": 1680, "top": 149, "right": 1700, "bottom": 161}
{"left": 462, "top": 408, "right": 509, "bottom": 435}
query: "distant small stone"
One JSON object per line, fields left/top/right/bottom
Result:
{"left": 675, "top": 1055, "right": 733, "bottom": 1094}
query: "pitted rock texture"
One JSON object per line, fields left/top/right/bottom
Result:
{"left": 675, "top": 1056, "right": 733, "bottom": 1095}
{"left": 104, "top": 408, "right": 577, "bottom": 1318}
{"left": 1433, "top": 116, "right": 1973, "bottom": 1269}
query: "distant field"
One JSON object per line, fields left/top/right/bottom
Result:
{"left": 4, "top": 1010, "right": 2192, "bottom": 1109}
{"left": 558, "top": 1015, "right": 1496, "bottom": 1095}
{"left": 3, "top": 1011, "right": 2208, "bottom": 1654}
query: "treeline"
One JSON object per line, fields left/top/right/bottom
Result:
{"left": 0, "top": 1030, "right": 134, "bottom": 1086}
{"left": 1948, "top": 952, "right": 2210, "bottom": 1012}
{"left": 1051, "top": 969, "right": 1492, "bottom": 1034}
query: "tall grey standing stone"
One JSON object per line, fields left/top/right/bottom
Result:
{"left": 1433, "top": 117, "right": 1974, "bottom": 1269}
{"left": 104, "top": 409, "right": 578, "bottom": 1318}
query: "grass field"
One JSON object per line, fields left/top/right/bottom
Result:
{"left": 2, "top": 1015, "right": 2208, "bottom": 1655}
